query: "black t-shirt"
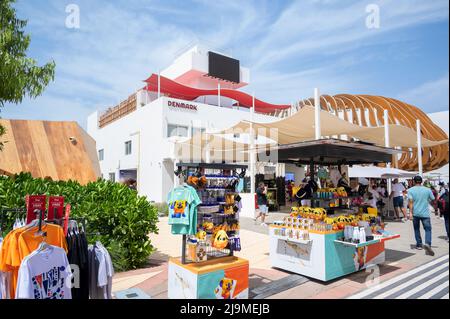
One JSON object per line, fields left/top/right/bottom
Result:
{"left": 438, "top": 192, "right": 449, "bottom": 215}
{"left": 66, "top": 231, "right": 90, "bottom": 299}
{"left": 256, "top": 188, "right": 268, "bottom": 205}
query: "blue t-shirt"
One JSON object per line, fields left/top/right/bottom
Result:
{"left": 168, "top": 187, "right": 192, "bottom": 225}
{"left": 407, "top": 186, "right": 435, "bottom": 218}
{"left": 169, "top": 185, "right": 201, "bottom": 235}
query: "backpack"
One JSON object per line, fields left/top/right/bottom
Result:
{"left": 438, "top": 192, "right": 449, "bottom": 215}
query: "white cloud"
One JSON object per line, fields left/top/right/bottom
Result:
{"left": 2, "top": 0, "right": 449, "bottom": 127}
{"left": 250, "top": 0, "right": 449, "bottom": 70}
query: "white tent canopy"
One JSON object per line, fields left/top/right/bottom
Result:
{"left": 175, "top": 105, "right": 448, "bottom": 164}
{"left": 349, "top": 165, "right": 417, "bottom": 179}
{"left": 215, "top": 106, "right": 449, "bottom": 148}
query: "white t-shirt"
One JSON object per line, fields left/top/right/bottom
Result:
{"left": 16, "top": 246, "right": 72, "bottom": 299}
{"left": 391, "top": 183, "right": 406, "bottom": 198}
{"left": 369, "top": 188, "right": 380, "bottom": 200}
{"left": 377, "top": 187, "right": 386, "bottom": 197}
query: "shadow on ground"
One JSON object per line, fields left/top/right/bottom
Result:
{"left": 385, "top": 248, "right": 416, "bottom": 262}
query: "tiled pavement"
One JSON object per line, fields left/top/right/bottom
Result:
{"left": 348, "top": 254, "right": 449, "bottom": 299}
{"left": 112, "top": 212, "right": 449, "bottom": 299}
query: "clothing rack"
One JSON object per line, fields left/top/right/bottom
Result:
{"left": 0, "top": 208, "right": 99, "bottom": 239}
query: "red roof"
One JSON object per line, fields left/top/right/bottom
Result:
{"left": 144, "top": 74, "right": 290, "bottom": 113}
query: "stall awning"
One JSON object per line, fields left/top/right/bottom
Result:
{"left": 262, "top": 139, "right": 402, "bottom": 166}
{"left": 349, "top": 165, "right": 417, "bottom": 179}
{"left": 218, "top": 106, "right": 448, "bottom": 148}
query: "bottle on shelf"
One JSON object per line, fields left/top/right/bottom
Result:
{"left": 352, "top": 226, "right": 360, "bottom": 244}
{"left": 359, "top": 227, "right": 366, "bottom": 243}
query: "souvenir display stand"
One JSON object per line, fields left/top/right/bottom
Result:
{"left": 168, "top": 163, "right": 249, "bottom": 299}
{"left": 269, "top": 225, "right": 399, "bottom": 281}
{"left": 265, "top": 139, "right": 401, "bottom": 281}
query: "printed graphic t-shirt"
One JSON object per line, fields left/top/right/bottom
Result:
{"left": 167, "top": 187, "right": 194, "bottom": 225}
{"left": 16, "top": 246, "right": 72, "bottom": 299}
{"left": 171, "top": 186, "right": 201, "bottom": 235}
{"left": 0, "top": 224, "right": 68, "bottom": 299}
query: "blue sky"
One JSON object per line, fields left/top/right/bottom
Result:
{"left": 2, "top": 0, "right": 449, "bottom": 129}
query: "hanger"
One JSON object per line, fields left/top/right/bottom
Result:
{"left": 36, "top": 232, "right": 52, "bottom": 253}
{"left": 24, "top": 209, "right": 44, "bottom": 230}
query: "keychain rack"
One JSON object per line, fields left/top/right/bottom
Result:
{"left": 176, "top": 162, "right": 247, "bottom": 265}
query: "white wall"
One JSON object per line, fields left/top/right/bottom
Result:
{"left": 285, "top": 164, "right": 306, "bottom": 185}
{"left": 88, "top": 96, "right": 279, "bottom": 202}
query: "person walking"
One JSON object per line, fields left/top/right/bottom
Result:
{"left": 437, "top": 186, "right": 449, "bottom": 242}
{"left": 390, "top": 178, "right": 407, "bottom": 221}
{"left": 255, "top": 182, "right": 269, "bottom": 226}
{"left": 408, "top": 175, "right": 436, "bottom": 256}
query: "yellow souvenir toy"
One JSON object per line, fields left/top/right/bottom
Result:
{"left": 196, "top": 230, "right": 207, "bottom": 240}
{"left": 202, "top": 221, "right": 214, "bottom": 231}
{"left": 212, "top": 230, "right": 229, "bottom": 249}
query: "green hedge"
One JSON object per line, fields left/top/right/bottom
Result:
{"left": 0, "top": 172, "right": 159, "bottom": 271}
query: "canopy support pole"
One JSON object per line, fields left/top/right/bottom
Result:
{"left": 250, "top": 94, "right": 256, "bottom": 194}
{"left": 310, "top": 159, "right": 315, "bottom": 208}
{"left": 314, "top": 88, "right": 321, "bottom": 140}
{"left": 384, "top": 110, "right": 392, "bottom": 198}
{"left": 417, "top": 119, "right": 423, "bottom": 176}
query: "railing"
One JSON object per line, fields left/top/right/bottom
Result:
{"left": 98, "top": 94, "right": 137, "bottom": 128}
{"left": 97, "top": 91, "right": 290, "bottom": 128}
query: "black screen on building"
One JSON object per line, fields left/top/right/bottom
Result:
{"left": 207, "top": 51, "right": 240, "bottom": 83}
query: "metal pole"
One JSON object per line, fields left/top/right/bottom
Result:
{"left": 314, "top": 88, "right": 321, "bottom": 140}
{"left": 250, "top": 94, "right": 256, "bottom": 194}
{"left": 417, "top": 119, "right": 423, "bottom": 176}
{"left": 384, "top": 110, "right": 392, "bottom": 197}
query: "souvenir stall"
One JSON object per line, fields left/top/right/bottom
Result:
{"left": 168, "top": 163, "right": 249, "bottom": 299}
{"left": 0, "top": 195, "right": 113, "bottom": 299}
{"left": 267, "top": 139, "right": 401, "bottom": 281}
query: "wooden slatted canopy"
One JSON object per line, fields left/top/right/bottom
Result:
{"left": 298, "top": 95, "right": 449, "bottom": 172}
{"left": 0, "top": 119, "right": 100, "bottom": 184}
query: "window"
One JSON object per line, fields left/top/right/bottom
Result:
{"left": 192, "top": 127, "right": 206, "bottom": 137}
{"left": 109, "top": 173, "right": 115, "bottom": 182}
{"left": 125, "top": 140, "right": 132, "bottom": 155}
{"left": 98, "top": 149, "right": 104, "bottom": 161}
{"left": 167, "top": 124, "right": 189, "bottom": 137}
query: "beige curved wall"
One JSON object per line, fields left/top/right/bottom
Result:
{"left": 298, "top": 95, "right": 449, "bottom": 172}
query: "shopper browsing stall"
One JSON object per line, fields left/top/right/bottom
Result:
{"left": 255, "top": 182, "right": 269, "bottom": 226}
{"left": 408, "top": 175, "right": 436, "bottom": 256}
{"left": 363, "top": 185, "right": 379, "bottom": 209}
{"left": 390, "top": 179, "right": 407, "bottom": 221}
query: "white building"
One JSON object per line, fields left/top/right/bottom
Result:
{"left": 87, "top": 46, "right": 302, "bottom": 203}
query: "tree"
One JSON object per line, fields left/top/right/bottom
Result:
{"left": 0, "top": 0, "right": 56, "bottom": 149}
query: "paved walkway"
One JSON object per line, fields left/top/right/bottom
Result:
{"left": 111, "top": 212, "right": 449, "bottom": 299}
{"left": 348, "top": 254, "right": 449, "bottom": 299}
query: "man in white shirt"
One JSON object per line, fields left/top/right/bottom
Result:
{"left": 365, "top": 184, "right": 380, "bottom": 208}
{"left": 390, "top": 179, "right": 407, "bottom": 221}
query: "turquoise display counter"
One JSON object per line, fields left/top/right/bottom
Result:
{"left": 168, "top": 256, "right": 249, "bottom": 299}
